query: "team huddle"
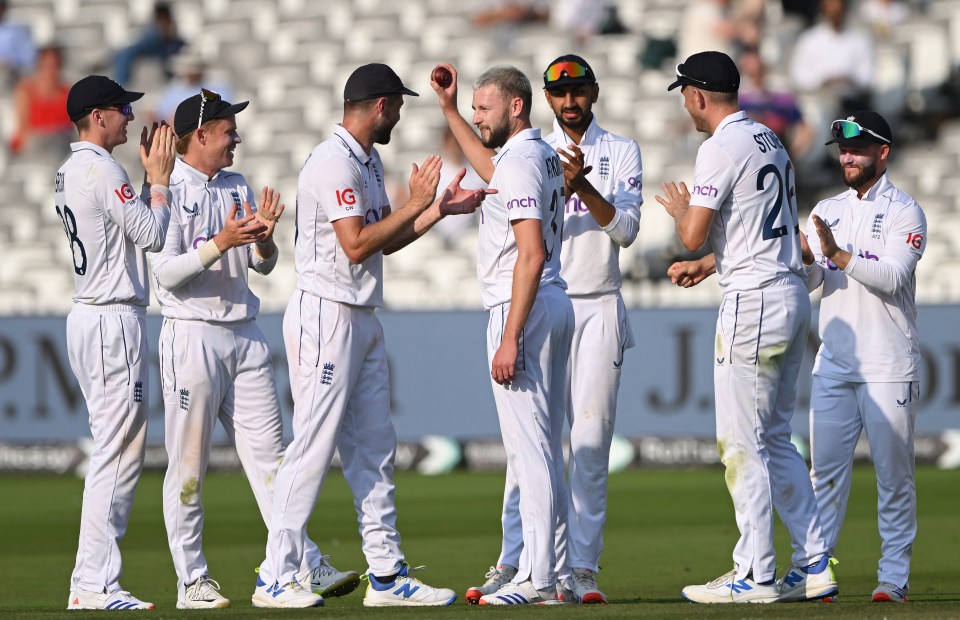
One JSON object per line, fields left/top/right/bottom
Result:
{"left": 54, "top": 49, "right": 925, "bottom": 610}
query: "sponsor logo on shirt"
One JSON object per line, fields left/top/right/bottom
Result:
{"left": 627, "top": 176, "right": 640, "bottom": 189}
{"left": 182, "top": 202, "right": 199, "bottom": 217}
{"left": 506, "top": 196, "right": 538, "bottom": 210}
{"left": 336, "top": 188, "right": 357, "bottom": 208}
{"left": 565, "top": 196, "right": 589, "bottom": 214}
{"left": 906, "top": 232, "right": 923, "bottom": 250}
{"left": 114, "top": 183, "right": 135, "bottom": 203}
{"left": 692, "top": 184, "right": 718, "bottom": 198}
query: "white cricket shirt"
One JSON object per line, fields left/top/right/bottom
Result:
{"left": 294, "top": 125, "right": 389, "bottom": 308}
{"left": 690, "top": 111, "right": 805, "bottom": 292}
{"left": 805, "top": 173, "right": 926, "bottom": 382}
{"left": 151, "top": 159, "right": 277, "bottom": 322}
{"left": 478, "top": 128, "right": 566, "bottom": 309}
{"left": 544, "top": 116, "right": 642, "bottom": 296}
{"left": 55, "top": 141, "right": 171, "bottom": 306}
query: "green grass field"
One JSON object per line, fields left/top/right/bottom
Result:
{"left": 1, "top": 467, "right": 958, "bottom": 618}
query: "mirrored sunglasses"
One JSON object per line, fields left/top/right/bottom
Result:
{"left": 830, "top": 119, "right": 890, "bottom": 144}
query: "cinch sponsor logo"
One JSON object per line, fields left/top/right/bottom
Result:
{"left": 192, "top": 235, "right": 210, "bottom": 249}
{"left": 827, "top": 248, "right": 879, "bottom": 270}
{"left": 565, "top": 196, "right": 589, "bottom": 214}
{"left": 627, "top": 176, "right": 640, "bottom": 188}
{"left": 692, "top": 184, "right": 718, "bottom": 198}
{"left": 336, "top": 188, "right": 357, "bottom": 206}
{"left": 114, "top": 183, "right": 135, "bottom": 203}
{"left": 506, "top": 196, "right": 538, "bottom": 210}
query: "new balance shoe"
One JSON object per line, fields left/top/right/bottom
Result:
{"left": 682, "top": 569, "right": 780, "bottom": 604}
{"left": 178, "top": 577, "right": 230, "bottom": 609}
{"left": 571, "top": 567, "right": 607, "bottom": 604}
{"left": 67, "top": 588, "right": 155, "bottom": 610}
{"left": 872, "top": 582, "right": 908, "bottom": 603}
{"left": 362, "top": 563, "right": 457, "bottom": 607}
{"left": 251, "top": 576, "right": 324, "bottom": 608}
{"left": 479, "top": 580, "right": 564, "bottom": 605}
{"left": 777, "top": 556, "right": 839, "bottom": 602}
{"left": 465, "top": 564, "right": 518, "bottom": 604}
{"left": 298, "top": 555, "right": 361, "bottom": 598}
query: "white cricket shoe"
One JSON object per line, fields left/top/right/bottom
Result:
{"left": 177, "top": 577, "right": 230, "bottom": 609}
{"left": 67, "top": 588, "right": 155, "bottom": 610}
{"left": 872, "top": 582, "right": 908, "bottom": 603}
{"left": 571, "top": 567, "right": 607, "bottom": 604}
{"left": 682, "top": 568, "right": 780, "bottom": 604}
{"left": 478, "top": 579, "right": 564, "bottom": 605}
{"left": 298, "top": 555, "right": 361, "bottom": 598}
{"left": 251, "top": 576, "right": 324, "bottom": 608}
{"left": 465, "top": 564, "right": 518, "bottom": 604}
{"left": 362, "top": 563, "right": 457, "bottom": 607}
{"left": 777, "top": 556, "right": 839, "bottom": 602}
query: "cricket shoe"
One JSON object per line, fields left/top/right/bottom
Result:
{"left": 479, "top": 580, "right": 564, "bottom": 605}
{"left": 571, "top": 567, "right": 607, "bottom": 604}
{"left": 298, "top": 555, "right": 361, "bottom": 598}
{"left": 465, "top": 563, "right": 518, "bottom": 604}
{"left": 362, "top": 563, "right": 457, "bottom": 607}
{"left": 557, "top": 577, "right": 576, "bottom": 603}
{"left": 251, "top": 576, "right": 323, "bottom": 608}
{"left": 178, "top": 577, "right": 230, "bottom": 609}
{"left": 682, "top": 569, "right": 779, "bottom": 603}
{"left": 67, "top": 588, "right": 155, "bottom": 610}
{"left": 777, "top": 556, "right": 839, "bottom": 602}
{"left": 872, "top": 582, "right": 908, "bottom": 603}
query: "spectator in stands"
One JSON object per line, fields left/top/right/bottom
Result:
{"left": 113, "top": 2, "right": 185, "bottom": 86}
{"left": 738, "top": 47, "right": 813, "bottom": 161}
{"left": 550, "top": 0, "right": 626, "bottom": 44}
{"left": 677, "top": 0, "right": 739, "bottom": 61}
{"left": 471, "top": 0, "right": 549, "bottom": 27}
{"left": 789, "top": 0, "right": 874, "bottom": 112}
{"left": 9, "top": 45, "right": 73, "bottom": 158}
{"left": 152, "top": 47, "right": 233, "bottom": 125}
{"left": 0, "top": 0, "right": 36, "bottom": 87}
{"left": 860, "top": 0, "right": 910, "bottom": 39}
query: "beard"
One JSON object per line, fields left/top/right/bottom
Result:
{"left": 841, "top": 159, "right": 878, "bottom": 189}
{"left": 372, "top": 117, "right": 398, "bottom": 145}
{"left": 557, "top": 108, "right": 591, "bottom": 132}
{"left": 479, "top": 117, "right": 511, "bottom": 149}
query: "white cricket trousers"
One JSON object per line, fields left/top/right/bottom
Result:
{"left": 260, "top": 293, "right": 402, "bottom": 585}
{"left": 67, "top": 303, "right": 148, "bottom": 595}
{"left": 160, "top": 318, "right": 321, "bottom": 591}
{"left": 488, "top": 284, "right": 573, "bottom": 590}
{"left": 810, "top": 376, "right": 918, "bottom": 588}
{"left": 499, "top": 293, "right": 633, "bottom": 574}
{"left": 714, "top": 278, "right": 828, "bottom": 582}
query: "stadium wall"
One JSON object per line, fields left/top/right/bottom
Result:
{"left": 1, "top": 307, "right": 958, "bottom": 472}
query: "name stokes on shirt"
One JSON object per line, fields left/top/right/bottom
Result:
{"left": 753, "top": 130, "right": 784, "bottom": 153}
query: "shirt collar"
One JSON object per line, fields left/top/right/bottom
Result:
{"left": 849, "top": 171, "right": 892, "bottom": 202}
{"left": 333, "top": 124, "right": 371, "bottom": 165}
{"left": 492, "top": 127, "right": 542, "bottom": 165}
{"left": 175, "top": 158, "right": 223, "bottom": 183}
{"left": 71, "top": 141, "right": 111, "bottom": 158}
{"left": 714, "top": 110, "right": 749, "bottom": 135}
{"left": 550, "top": 115, "right": 603, "bottom": 147}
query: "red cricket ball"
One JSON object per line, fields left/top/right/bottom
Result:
{"left": 432, "top": 66, "right": 453, "bottom": 88}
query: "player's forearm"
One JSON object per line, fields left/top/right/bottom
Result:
{"left": 843, "top": 254, "right": 913, "bottom": 296}
{"left": 572, "top": 182, "right": 616, "bottom": 228}
{"left": 383, "top": 202, "right": 444, "bottom": 254}
{"left": 347, "top": 204, "right": 426, "bottom": 263}
{"left": 154, "top": 250, "right": 207, "bottom": 290}
{"left": 443, "top": 111, "right": 496, "bottom": 182}
{"left": 133, "top": 185, "right": 173, "bottom": 252}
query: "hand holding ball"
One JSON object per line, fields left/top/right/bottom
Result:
{"left": 432, "top": 66, "right": 453, "bottom": 89}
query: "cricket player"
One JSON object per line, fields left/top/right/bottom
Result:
{"left": 801, "top": 111, "right": 925, "bottom": 604}
{"left": 433, "top": 64, "right": 574, "bottom": 606}
{"left": 58, "top": 75, "right": 176, "bottom": 611}
{"left": 433, "top": 56, "right": 641, "bottom": 605}
{"left": 152, "top": 91, "right": 359, "bottom": 609}
{"left": 656, "top": 51, "right": 836, "bottom": 603}
{"left": 253, "top": 63, "right": 490, "bottom": 608}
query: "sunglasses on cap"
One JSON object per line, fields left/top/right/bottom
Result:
{"left": 674, "top": 63, "right": 708, "bottom": 87}
{"left": 197, "top": 88, "right": 220, "bottom": 130}
{"left": 544, "top": 61, "right": 590, "bottom": 82}
{"left": 830, "top": 119, "right": 890, "bottom": 144}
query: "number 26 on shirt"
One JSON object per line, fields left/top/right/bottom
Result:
{"left": 757, "top": 161, "right": 799, "bottom": 241}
